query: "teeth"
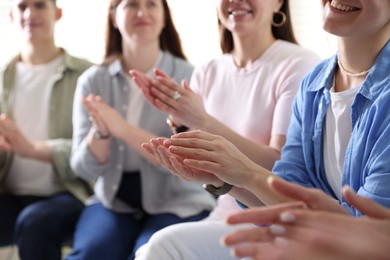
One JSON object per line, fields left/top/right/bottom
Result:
{"left": 229, "top": 10, "right": 250, "bottom": 16}
{"left": 330, "top": 0, "right": 358, "bottom": 11}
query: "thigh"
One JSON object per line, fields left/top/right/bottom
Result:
{"left": 0, "top": 194, "right": 24, "bottom": 246}
{"left": 136, "top": 221, "right": 243, "bottom": 260}
{"left": 67, "top": 203, "right": 141, "bottom": 260}
{"left": 131, "top": 210, "right": 210, "bottom": 258}
{"left": 16, "top": 192, "right": 84, "bottom": 242}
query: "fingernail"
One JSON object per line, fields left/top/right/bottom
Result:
{"left": 269, "top": 224, "right": 285, "bottom": 235}
{"left": 266, "top": 176, "right": 275, "bottom": 185}
{"left": 274, "top": 237, "right": 289, "bottom": 247}
{"left": 280, "top": 212, "right": 296, "bottom": 223}
{"left": 220, "top": 237, "right": 227, "bottom": 247}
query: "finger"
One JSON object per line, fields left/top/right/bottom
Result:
{"left": 181, "top": 80, "right": 192, "bottom": 92}
{"left": 150, "top": 139, "right": 167, "bottom": 164}
{"left": 152, "top": 91, "right": 177, "bottom": 113}
{"left": 141, "top": 143, "right": 154, "bottom": 155}
{"left": 277, "top": 224, "right": 361, "bottom": 258}
{"left": 155, "top": 75, "right": 182, "bottom": 94}
{"left": 267, "top": 177, "right": 346, "bottom": 213}
{"left": 223, "top": 226, "right": 273, "bottom": 246}
{"left": 139, "top": 88, "right": 159, "bottom": 107}
{"left": 226, "top": 202, "right": 307, "bottom": 225}
{"left": 171, "top": 130, "right": 218, "bottom": 140}
{"left": 151, "top": 80, "right": 182, "bottom": 107}
{"left": 164, "top": 137, "right": 218, "bottom": 151}
{"left": 278, "top": 209, "right": 361, "bottom": 236}
{"left": 153, "top": 68, "right": 169, "bottom": 78}
{"left": 343, "top": 186, "right": 390, "bottom": 218}
{"left": 229, "top": 242, "right": 277, "bottom": 260}
{"left": 168, "top": 155, "right": 193, "bottom": 181}
{"left": 155, "top": 144, "right": 178, "bottom": 174}
{"left": 129, "top": 70, "right": 152, "bottom": 89}
{"left": 0, "top": 136, "right": 12, "bottom": 151}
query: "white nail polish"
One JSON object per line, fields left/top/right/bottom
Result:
{"left": 280, "top": 212, "right": 296, "bottom": 223}
{"left": 269, "top": 224, "right": 285, "bottom": 235}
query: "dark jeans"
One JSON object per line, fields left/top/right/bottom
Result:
{"left": 66, "top": 173, "right": 210, "bottom": 260}
{"left": 0, "top": 192, "right": 84, "bottom": 260}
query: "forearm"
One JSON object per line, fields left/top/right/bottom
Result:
{"left": 87, "top": 129, "right": 110, "bottom": 163}
{"left": 120, "top": 124, "right": 161, "bottom": 166}
{"left": 231, "top": 164, "right": 291, "bottom": 206}
{"left": 27, "top": 141, "right": 52, "bottom": 162}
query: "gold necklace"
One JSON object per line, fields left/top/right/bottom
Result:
{"left": 338, "top": 59, "right": 371, "bottom": 77}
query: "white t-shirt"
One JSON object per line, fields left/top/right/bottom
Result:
{"left": 324, "top": 84, "right": 359, "bottom": 201}
{"left": 190, "top": 40, "right": 320, "bottom": 219}
{"left": 4, "top": 55, "right": 66, "bottom": 196}
{"left": 123, "top": 52, "right": 162, "bottom": 171}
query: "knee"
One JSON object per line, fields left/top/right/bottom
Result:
{"left": 15, "top": 205, "right": 55, "bottom": 239}
{"left": 136, "top": 225, "right": 187, "bottom": 259}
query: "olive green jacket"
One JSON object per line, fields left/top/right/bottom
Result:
{"left": 0, "top": 50, "right": 93, "bottom": 202}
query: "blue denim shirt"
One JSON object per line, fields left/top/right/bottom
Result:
{"left": 274, "top": 40, "right": 390, "bottom": 216}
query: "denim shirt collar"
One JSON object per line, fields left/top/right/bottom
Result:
{"left": 306, "top": 39, "right": 390, "bottom": 101}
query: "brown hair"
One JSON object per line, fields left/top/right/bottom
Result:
{"left": 105, "top": 0, "right": 187, "bottom": 60}
{"left": 219, "top": 0, "right": 297, "bottom": 54}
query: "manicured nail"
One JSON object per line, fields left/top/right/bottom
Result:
{"left": 280, "top": 212, "right": 296, "bottom": 223}
{"left": 274, "top": 237, "right": 289, "bottom": 247}
{"left": 269, "top": 224, "right": 285, "bottom": 235}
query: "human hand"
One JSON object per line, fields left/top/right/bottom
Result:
{"left": 266, "top": 177, "right": 348, "bottom": 213}
{"left": 161, "top": 130, "right": 262, "bottom": 188}
{"left": 142, "top": 137, "right": 223, "bottom": 186}
{"left": 83, "top": 95, "right": 128, "bottom": 140}
{"left": 130, "top": 69, "right": 208, "bottom": 128}
{"left": 0, "top": 113, "right": 35, "bottom": 157}
{"left": 129, "top": 69, "right": 159, "bottom": 109}
{"left": 223, "top": 184, "right": 390, "bottom": 260}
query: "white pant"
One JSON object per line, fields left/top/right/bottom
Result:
{"left": 135, "top": 195, "right": 252, "bottom": 260}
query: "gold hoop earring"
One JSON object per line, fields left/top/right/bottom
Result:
{"left": 272, "top": 11, "right": 286, "bottom": 27}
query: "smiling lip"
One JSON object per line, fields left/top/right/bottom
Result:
{"left": 23, "top": 22, "right": 40, "bottom": 30}
{"left": 135, "top": 21, "right": 149, "bottom": 26}
{"left": 330, "top": 0, "right": 359, "bottom": 12}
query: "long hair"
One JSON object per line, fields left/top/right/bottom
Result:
{"left": 219, "top": 0, "right": 297, "bottom": 54}
{"left": 104, "top": 0, "right": 187, "bottom": 60}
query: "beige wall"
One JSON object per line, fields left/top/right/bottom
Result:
{"left": 0, "top": 0, "right": 337, "bottom": 65}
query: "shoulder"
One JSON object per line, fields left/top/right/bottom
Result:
{"left": 79, "top": 63, "right": 112, "bottom": 80}
{"left": 300, "top": 56, "right": 337, "bottom": 92}
{"left": 161, "top": 52, "right": 194, "bottom": 81}
{"left": 0, "top": 55, "right": 20, "bottom": 73}
{"left": 192, "top": 54, "right": 231, "bottom": 76}
{"left": 271, "top": 41, "right": 321, "bottom": 67}
{"left": 63, "top": 51, "right": 94, "bottom": 73}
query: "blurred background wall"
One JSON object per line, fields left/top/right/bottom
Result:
{"left": 0, "top": 0, "right": 337, "bottom": 66}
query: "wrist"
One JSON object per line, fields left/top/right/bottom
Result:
{"left": 93, "top": 127, "right": 110, "bottom": 140}
{"left": 166, "top": 118, "right": 189, "bottom": 134}
{"left": 203, "top": 182, "right": 233, "bottom": 196}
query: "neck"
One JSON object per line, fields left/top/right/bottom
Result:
{"left": 231, "top": 31, "right": 275, "bottom": 68}
{"left": 335, "top": 31, "right": 389, "bottom": 92}
{"left": 20, "top": 41, "right": 61, "bottom": 65}
{"left": 121, "top": 41, "right": 161, "bottom": 73}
